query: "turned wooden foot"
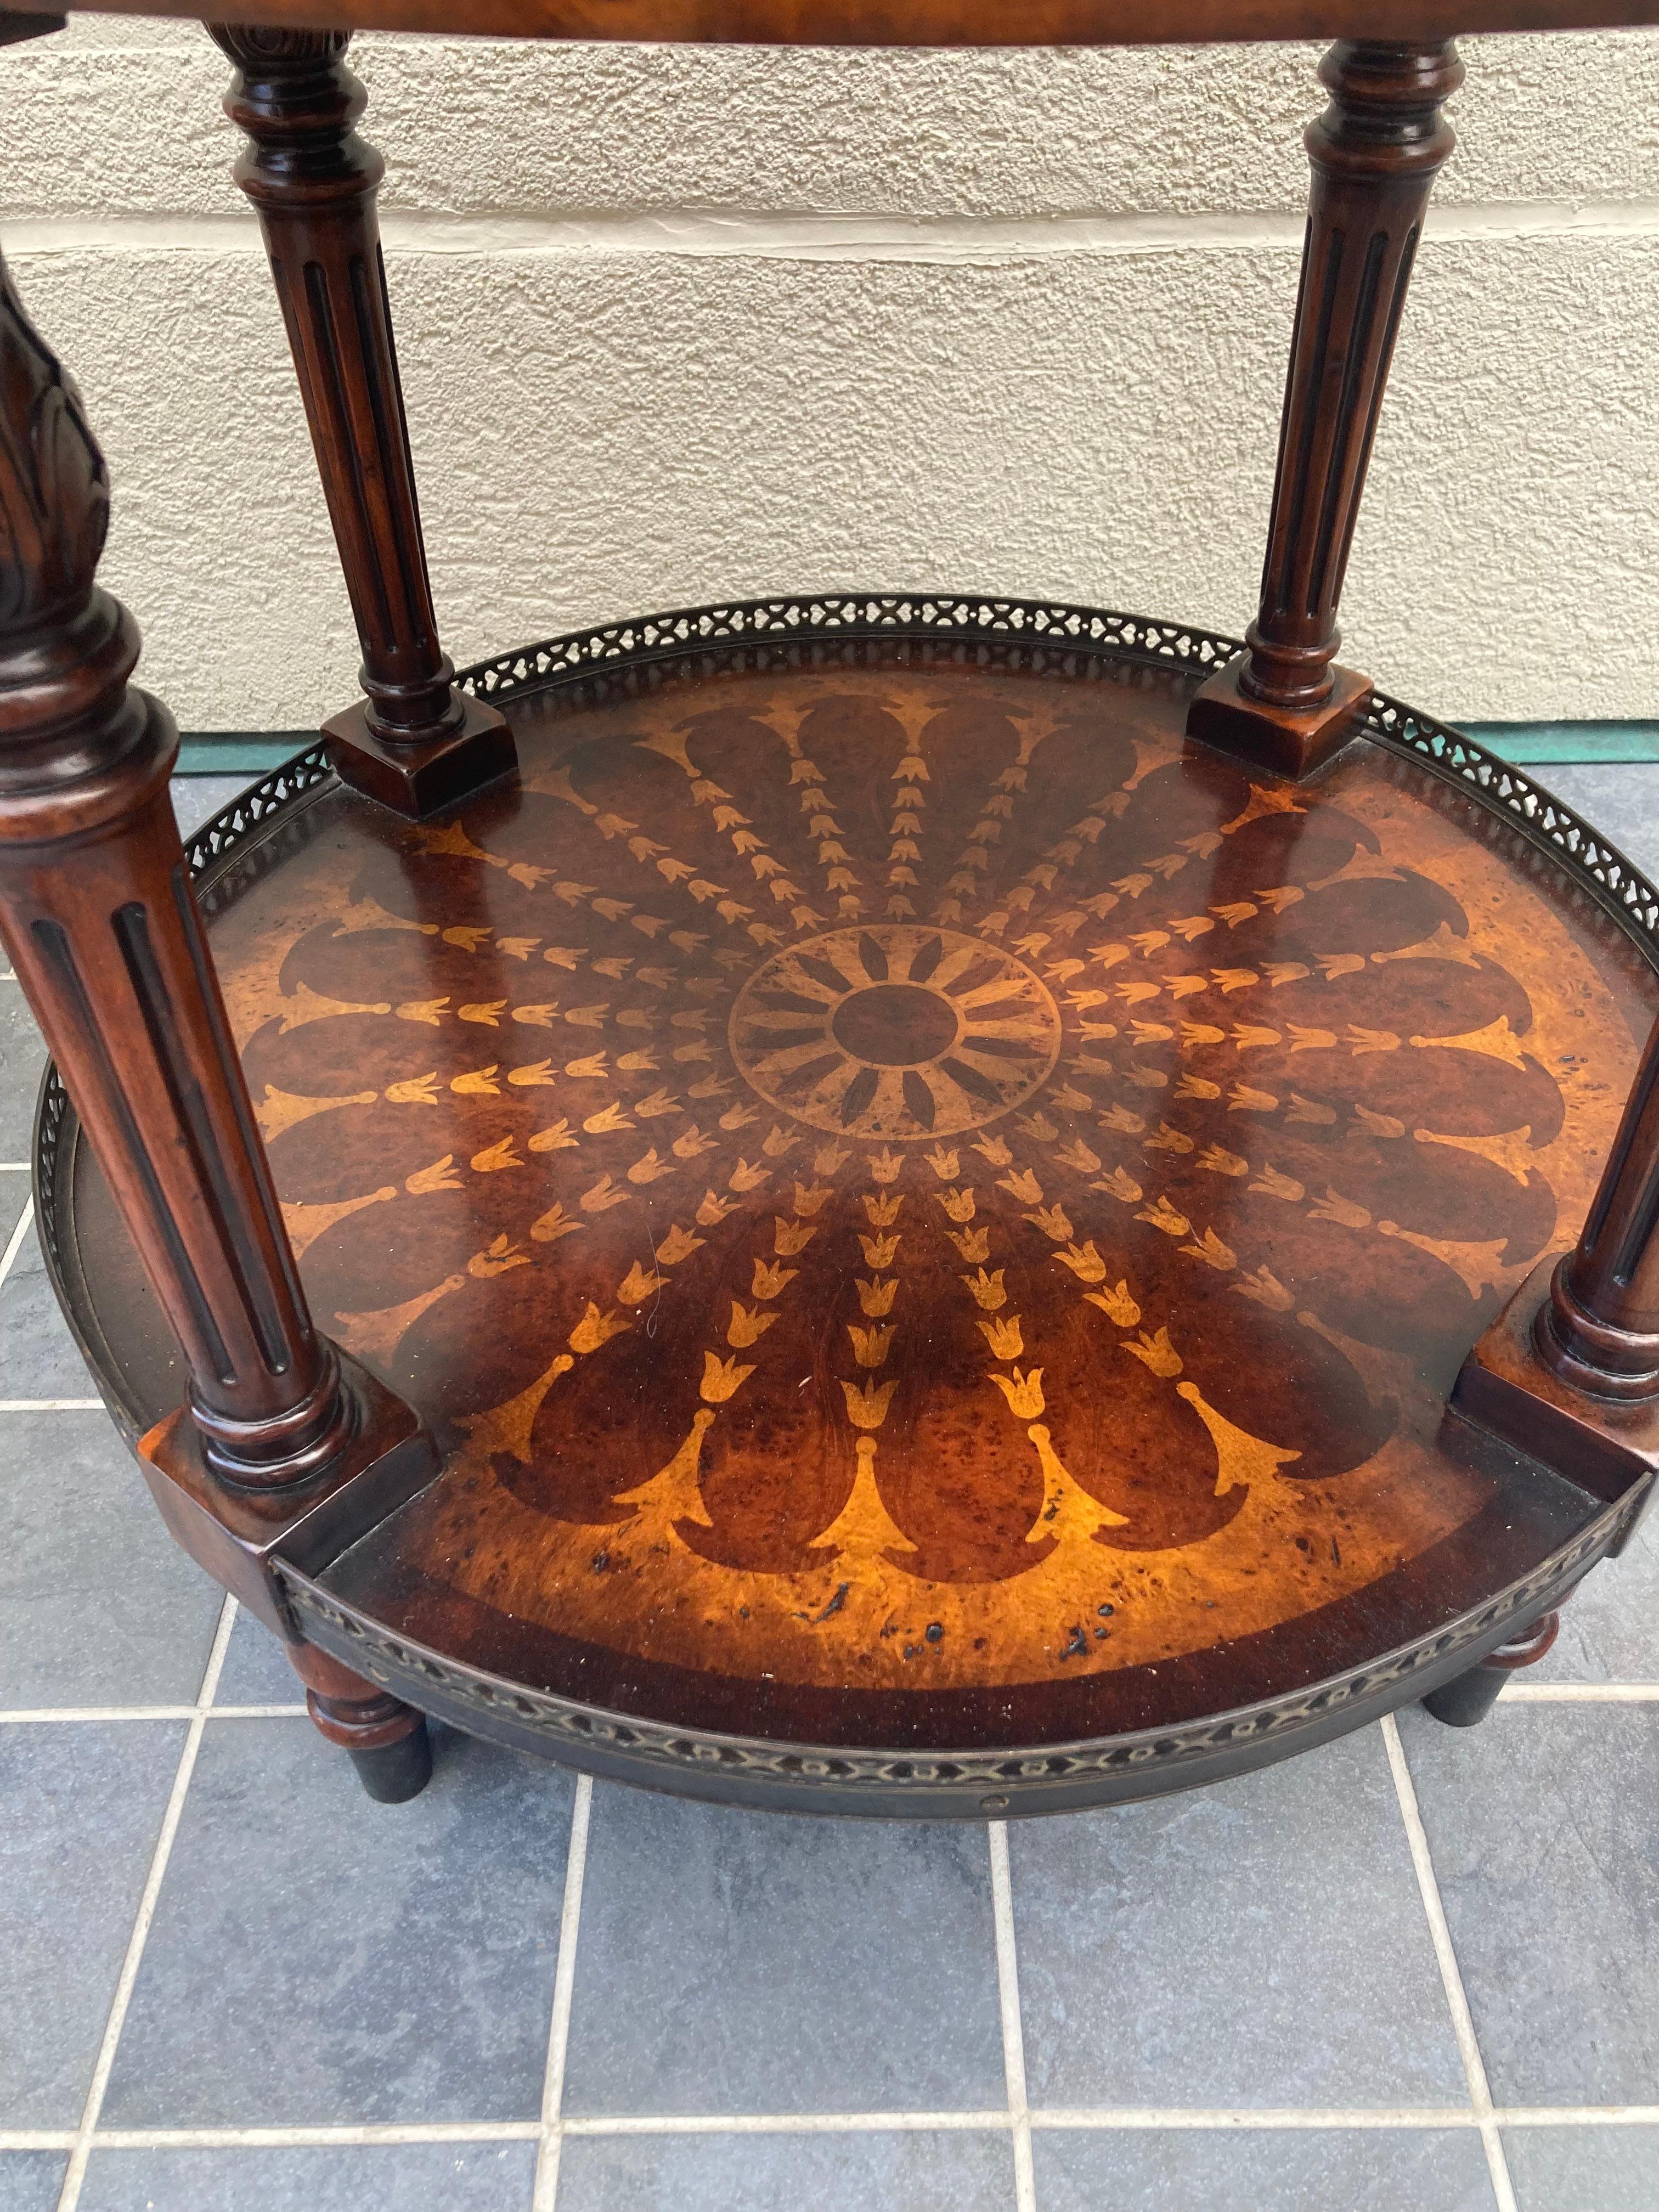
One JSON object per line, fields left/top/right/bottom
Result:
{"left": 286, "top": 1640, "right": 433, "bottom": 1802}
{"left": 1421, "top": 1610, "right": 1560, "bottom": 1728}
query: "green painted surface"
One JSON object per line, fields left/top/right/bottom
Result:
{"left": 176, "top": 737, "right": 309, "bottom": 775}
{"left": 1459, "top": 723, "right": 1659, "bottom": 766}
{"left": 171, "top": 724, "right": 1659, "bottom": 777}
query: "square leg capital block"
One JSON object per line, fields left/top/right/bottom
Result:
{"left": 323, "top": 692, "right": 517, "bottom": 819}
{"left": 1452, "top": 1253, "right": 1659, "bottom": 1508}
{"left": 1184, "top": 653, "right": 1371, "bottom": 782}
{"left": 137, "top": 1351, "right": 441, "bottom": 1638}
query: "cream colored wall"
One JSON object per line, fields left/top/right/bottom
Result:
{"left": 2, "top": 17, "right": 1656, "bottom": 730}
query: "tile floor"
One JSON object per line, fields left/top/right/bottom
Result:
{"left": 1, "top": 768, "right": 1656, "bottom": 2212}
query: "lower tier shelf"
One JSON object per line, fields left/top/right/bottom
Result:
{"left": 37, "top": 597, "right": 1659, "bottom": 1814}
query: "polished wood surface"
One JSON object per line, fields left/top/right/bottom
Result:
{"left": 1188, "top": 41, "right": 1462, "bottom": 780}
{"left": 0, "top": 243, "right": 370, "bottom": 1487}
{"left": 10, "top": 5, "right": 1658, "bottom": 1804}
{"left": 55, "top": 631, "right": 1659, "bottom": 1767}
{"left": 7, "top": 0, "right": 1657, "bottom": 46}
{"left": 212, "top": 25, "right": 514, "bottom": 816}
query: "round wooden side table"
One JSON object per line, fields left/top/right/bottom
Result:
{"left": 2, "top": 1, "right": 1656, "bottom": 1816}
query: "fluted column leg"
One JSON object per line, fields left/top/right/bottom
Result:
{"left": 1188, "top": 40, "right": 1464, "bottom": 780}
{"left": 211, "top": 25, "right": 513, "bottom": 817}
{"left": 0, "top": 242, "right": 437, "bottom": 1795}
{"left": 1455, "top": 1009, "right": 1659, "bottom": 1502}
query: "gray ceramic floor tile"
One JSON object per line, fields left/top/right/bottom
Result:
{"left": 1537, "top": 766, "right": 1659, "bottom": 880}
{"left": 1503, "top": 2123, "right": 1659, "bottom": 2211}
{"left": 77, "top": 2141, "right": 536, "bottom": 2212}
{"left": 0, "top": 1220, "right": 96, "bottom": 1400}
{"left": 555, "top": 2128, "right": 1016, "bottom": 2211}
{"left": 171, "top": 775, "right": 257, "bottom": 841}
{"left": 212, "top": 1606, "right": 308, "bottom": 1707}
{"left": 1532, "top": 1502, "right": 1659, "bottom": 1681}
{"left": 0, "top": 1720, "right": 184, "bottom": 2127}
{"left": 1396, "top": 1702, "right": 1659, "bottom": 2106}
{"left": 0, "top": 2153, "right": 69, "bottom": 2212}
{"left": 102, "top": 1718, "right": 572, "bottom": 2126}
{"left": 0, "top": 1173, "right": 26, "bottom": 1240}
{"left": 0, "top": 1408, "right": 223, "bottom": 1707}
{"left": 1011, "top": 1726, "right": 1466, "bottom": 2109}
{"left": 0, "top": 985, "right": 46, "bottom": 1160}
{"left": 561, "top": 1786, "right": 1005, "bottom": 2118}
{"left": 1032, "top": 2126, "right": 1496, "bottom": 2211}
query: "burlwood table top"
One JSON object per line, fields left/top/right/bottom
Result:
{"left": 42, "top": 604, "right": 1657, "bottom": 1809}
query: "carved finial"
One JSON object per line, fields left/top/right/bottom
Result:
{"left": 207, "top": 25, "right": 353, "bottom": 71}
{"left": 0, "top": 255, "right": 108, "bottom": 634}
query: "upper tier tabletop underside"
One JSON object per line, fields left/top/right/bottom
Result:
{"left": 54, "top": 625, "right": 1659, "bottom": 1751}
{"left": 5, "top": 1, "right": 1655, "bottom": 48}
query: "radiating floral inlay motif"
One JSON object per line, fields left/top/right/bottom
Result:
{"left": 731, "top": 924, "right": 1061, "bottom": 1137}
{"left": 224, "top": 657, "right": 1628, "bottom": 1691}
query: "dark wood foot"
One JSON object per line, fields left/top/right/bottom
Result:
{"left": 286, "top": 1639, "right": 434, "bottom": 1802}
{"left": 345, "top": 1722, "right": 434, "bottom": 1805}
{"left": 1421, "top": 1610, "right": 1560, "bottom": 1727}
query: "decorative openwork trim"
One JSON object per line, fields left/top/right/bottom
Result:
{"left": 1367, "top": 691, "right": 1659, "bottom": 958}
{"left": 456, "top": 592, "right": 1244, "bottom": 700}
{"left": 35, "top": 599, "right": 1659, "bottom": 1285}
{"left": 29, "top": 595, "right": 1659, "bottom": 1801}
{"left": 453, "top": 592, "right": 1659, "bottom": 966}
{"left": 281, "top": 1480, "right": 1647, "bottom": 1801}
{"left": 183, "top": 741, "right": 334, "bottom": 881}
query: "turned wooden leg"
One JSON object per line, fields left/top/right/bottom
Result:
{"left": 1188, "top": 40, "right": 1464, "bottom": 780}
{"left": 1421, "top": 1611, "right": 1561, "bottom": 1728}
{"left": 287, "top": 1641, "right": 433, "bottom": 1803}
{"left": 0, "top": 241, "right": 439, "bottom": 1716}
{"left": 208, "top": 26, "right": 512, "bottom": 818}
{"left": 1455, "top": 1011, "right": 1659, "bottom": 1495}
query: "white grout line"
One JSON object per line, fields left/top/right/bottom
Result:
{"left": 530, "top": 1770, "right": 594, "bottom": 2212}
{"left": 53, "top": 1596, "right": 238, "bottom": 2212}
{"left": 0, "top": 1705, "right": 308, "bottom": 1724}
{"left": 0, "top": 1198, "right": 34, "bottom": 1293}
{"left": 77, "top": 2124, "right": 545, "bottom": 2151}
{"left": 8, "top": 2106, "right": 1659, "bottom": 2157}
{"left": 561, "top": 2111, "right": 1015, "bottom": 2135}
{"left": 1029, "top": 2107, "right": 1478, "bottom": 2129}
{"left": 1498, "top": 2106, "right": 1659, "bottom": 2125}
{"left": 1381, "top": 1713, "right": 1519, "bottom": 2212}
{"left": 0, "top": 1161, "right": 30, "bottom": 1171}
{"left": 988, "top": 1822, "right": 1037, "bottom": 2212}
{"left": 8, "top": 196, "right": 1659, "bottom": 267}
{"left": 0, "top": 1400, "right": 108, "bottom": 1412}
{"left": 1497, "top": 1682, "right": 1659, "bottom": 1702}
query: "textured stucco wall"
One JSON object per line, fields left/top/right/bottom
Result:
{"left": 2, "top": 16, "right": 1656, "bottom": 730}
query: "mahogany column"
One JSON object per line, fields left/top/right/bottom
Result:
{"left": 0, "top": 247, "right": 435, "bottom": 1793}
{"left": 211, "top": 25, "right": 513, "bottom": 817}
{"left": 1188, "top": 40, "right": 1464, "bottom": 780}
{"left": 1455, "top": 1012, "right": 1659, "bottom": 1498}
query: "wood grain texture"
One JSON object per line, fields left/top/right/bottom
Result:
{"left": 1187, "top": 41, "right": 1462, "bottom": 779}
{"left": 212, "top": 25, "right": 513, "bottom": 816}
{"left": 0, "top": 240, "right": 365, "bottom": 1486}
{"left": 8, "top": 0, "right": 1656, "bottom": 47}
{"left": 54, "top": 630, "right": 1659, "bottom": 1765}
